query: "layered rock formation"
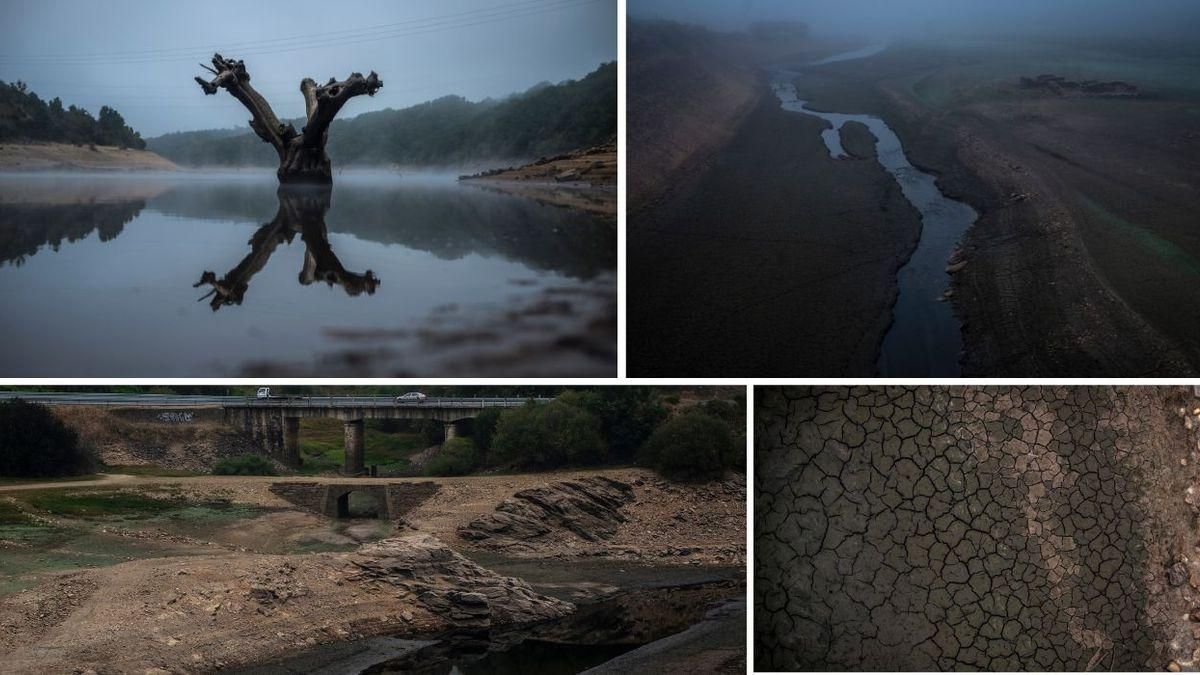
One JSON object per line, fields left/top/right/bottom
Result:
{"left": 458, "top": 476, "right": 635, "bottom": 550}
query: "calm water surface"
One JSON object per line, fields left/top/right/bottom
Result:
{"left": 0, "top": 171, "right": 614, "bottom": 376}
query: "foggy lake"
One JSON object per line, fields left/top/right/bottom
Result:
{"left": 0, "top": 171, "right": 615, "bottom": 377}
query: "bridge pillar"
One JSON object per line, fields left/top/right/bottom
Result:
{"left": 282, "top": 416, "right": 301, "bottom": 467}
{"left": 444, "top": 422, "right": 458, "bottom": 441}
{"left": 343, "top": 419, "right": 365, "bottom": 476}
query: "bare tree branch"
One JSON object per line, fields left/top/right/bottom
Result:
{"left": 300, "top": 71, "right": 382, "bottom": 145}
{"left": 194, "top": 54, "right": 296, "bottom": 158}
{"left": 194, "top": 54, "right": 382, "bottom": 183}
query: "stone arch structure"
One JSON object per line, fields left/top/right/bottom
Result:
{"left": 328, "top": 484, "right": 389, "bottom": 519}
{"left": 269, "top": 481, "right": 440, "bottom": 520}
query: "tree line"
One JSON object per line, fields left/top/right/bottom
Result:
{"left": 0, "top": 80, "right": 146, "bottom": 149}
{"left": 427, "top": 387, "right": 746, "bottom": 482}
{"left": 148, "top": 61, "right": 615, "bottom": 167}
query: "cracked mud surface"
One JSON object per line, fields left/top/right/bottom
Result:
{"left": 755, "top": 386, "right": 1199, "bottom": 671}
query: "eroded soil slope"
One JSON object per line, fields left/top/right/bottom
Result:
{"left": 52, "top": 406, "right": 270, "bottom": 472}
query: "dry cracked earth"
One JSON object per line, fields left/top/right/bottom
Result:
{"left": 755, "top": 386, "right": 1200, "bottom": 671}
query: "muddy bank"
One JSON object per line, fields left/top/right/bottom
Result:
{"left": 793, "top": 43, "right": 1200, "bottom": 376}
{"left": 837, "top": 120, "right": 878, "bottom": 159}
{"left": 0, "top": 143, "right": 178, "bottom": 171}
{"left": 237, "top": 560, "right": 745, "bottom": 674}
{"left": 628, "top": 90, "right": 922, "bottom": 376}
{"left": 460, "top": 142, "right": 616, "bottom": 217}
{"left": 756, "top": 385, "right": 1198, "bottom": 670}
{"left": 582, "top": 599, "right": 745, "bottom": 675}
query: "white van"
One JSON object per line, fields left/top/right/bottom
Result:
{"left": 256, "top": 387, "right": 271, "bottom": 400}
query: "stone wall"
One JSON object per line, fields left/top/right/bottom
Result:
{"left": 755, "top": 386, "right": 1195, "bottom": 671}
{"left": 267, "top": 482, "right": 326, "bottom": 514}
{"left": 223, "top": 408, "right": 289, "bottom": 466}
{"left": 269, "top": 481, "right": 440, "bottom": 520}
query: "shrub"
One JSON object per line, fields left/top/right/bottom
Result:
{"left": 556, "top": 388, "right": 667, "bottom": 463}
{"left": 638, "top": 411, "right": 741, "bottom": 482}
{"left": 212, "top": 454, "right": 278, "bottom": 476}
{"left": 490, "top": 400, "right": 606, "bottom": 469}
{"left": 471, "top": 408, "right": 502, "bottom": 453}
{"left": 424, "top": 437, "right": 479, "bottom": 476}
{"left": 0, "top": 399, "right": 94, "bottom": 477}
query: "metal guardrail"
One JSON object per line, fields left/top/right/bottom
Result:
{"left": 228, "top": 396, "right": 550, "bottom": 409}
{"left": 0, "top": 392, "right": 550, "bottom": 409}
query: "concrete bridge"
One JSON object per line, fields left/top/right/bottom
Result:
{"left": 224, "top": 396, "right": 546, "bottom": 475}
{"left": 0, "top": 392, "right": 547, "bottom": 476}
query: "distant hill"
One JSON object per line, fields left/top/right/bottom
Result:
{"left": 0, "top": 80, "right": 146, "bottom": 149}
{"left": 148, "top": 61, "right": 616, "bottom": 167}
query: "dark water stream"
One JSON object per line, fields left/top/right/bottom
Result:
{"left": 0, "top": 171, "right": 614, "bottom": 376}
{"left": 231, "top": 559, "right": 744, "bottom": 675}
{"left": 770, "top": 46, "right": 977, "bottom": 376}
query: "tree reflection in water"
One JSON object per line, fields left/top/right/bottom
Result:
{"left": 193, "top": 187, "right": 379, "bottom": 310}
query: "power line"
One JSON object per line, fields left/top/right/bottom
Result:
{"left": 0, "top": 0, "right": 561, "bottom": 60}
{"left": 0, "top": 0, "right": 608, "bottom": 66}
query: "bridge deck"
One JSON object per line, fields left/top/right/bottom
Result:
{"left": 0, "top": 392, "right": 549, "bottom": 409}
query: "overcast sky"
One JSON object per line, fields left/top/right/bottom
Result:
{"left": 631, "top": 0, "right": 1200, "bottom": 41}
{"left": 0, "top": 0, "right": 615, "bottom": 136}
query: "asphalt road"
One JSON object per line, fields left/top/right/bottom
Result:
{"left": 0, "top": 392, "right": 547, "bottom": 409}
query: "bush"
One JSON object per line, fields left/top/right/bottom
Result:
{"left": 638, "top": 411, "right": 741, "bottom": 482}
{"left": 212, "top": 454, "right": 278, "bottom": 476}
{"left": 556, "top": 388, "right": 667, "bottom": 463}
{"left": 490, "top": 400, "right": 606, "bottom": 469}
{"left": 424, "top": 437, "right": 479, "bottom": 476}
{"left": 471, "top": 408, "right": 502, "bottom": 454}
{"left": 0, "top": 399, "right": 94, "bottom": 477}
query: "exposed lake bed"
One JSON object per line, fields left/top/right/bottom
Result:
{"left": 0, "top": 170, "right": 615, "bottom": 376}
{"left": 0, "top": 469, "right": 745, "bottom": 674}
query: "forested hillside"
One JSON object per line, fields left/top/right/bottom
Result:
{"left": 0, "top": 80, "right": 146, "bottom": 149}
{"left": 148, "top": 61, "right": 615, "bottom": 167}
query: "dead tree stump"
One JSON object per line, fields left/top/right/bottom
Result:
{"left": 195, "top": 54, "right": 381, "bottom": 184}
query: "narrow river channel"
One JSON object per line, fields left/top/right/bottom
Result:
{"left": 770, "top": 46, "right": 977, "bottom": 376}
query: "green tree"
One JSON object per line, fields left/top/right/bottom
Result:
{"left": 471, "top": 407, "right": 502, "bottom": 454}
{"left": 424, "top": 437, "right": 479, "bottom": 476}
{"left": 638, "top": 411, "right": 740, "bottom": 482}
{"left": 0, "top": 399, "right": 94, "bottom": 477}
{"left": 490, "top": 400, "right": 605, "bottom": 469}
{"left": 558, "top": 387, "right": 667, "bottom": 463}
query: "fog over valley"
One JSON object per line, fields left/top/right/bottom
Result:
{"left": 631, "top": 0, "right": 1200, "bottom": 42}
{"left": 0, "top": 0, "right": 616, "bottom": 136}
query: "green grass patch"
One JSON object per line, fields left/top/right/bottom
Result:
{"left": 297, "top": 419, "right": 425, "bottom": 475}
{"left": 0, "top": 474, "right": 100, "bottom": 486}
{"left": 21, "top": 491, "right": 185, "bottom": 519}
{"left": 1079, "top": 194, "right": 1200, "bottom": 278}
{"left": 102, "top": 465, "right": 204, "bottom": 477}
{"left": 0, "top": 500, "right": 31, "bottom": 524}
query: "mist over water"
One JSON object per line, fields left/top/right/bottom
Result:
{"left": 631, "top": 0, "right": 1200, "bottom": 42}
{"left": 0, "top": 171, "right": 615, "bottom": 377}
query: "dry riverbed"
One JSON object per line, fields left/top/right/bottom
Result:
{"left": 0, "top": 469, "right": 745, "bottom": 672}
